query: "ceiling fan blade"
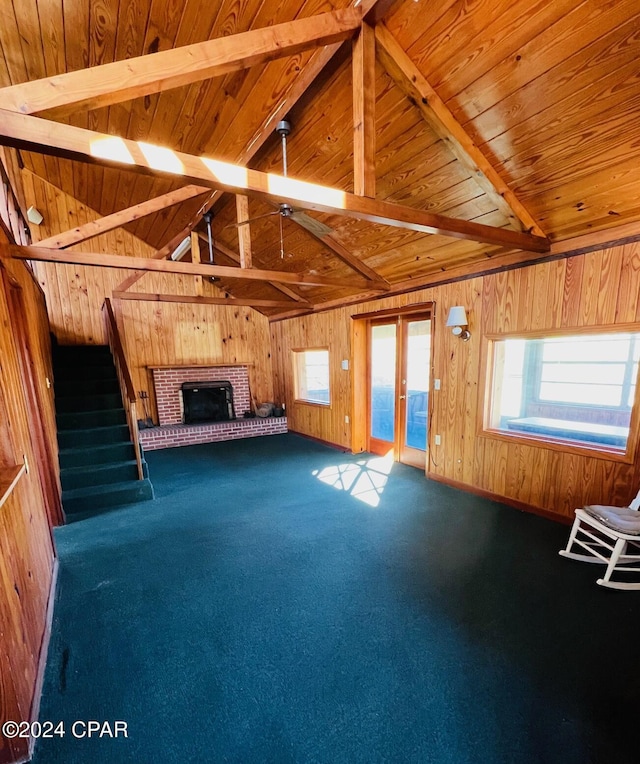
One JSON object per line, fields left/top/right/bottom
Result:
{"left": 289, "top": 211, "right": 333, "bottom": 237}
{"left": 223, "top": 210, "right": 280, "bottom": 229}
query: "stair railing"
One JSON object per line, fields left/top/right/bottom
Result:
{"left": 102, "top": 298, "right": 144, "bottom": 480}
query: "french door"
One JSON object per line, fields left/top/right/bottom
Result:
{"left": 368, "top": 313, "right": 431, "bottom": 469}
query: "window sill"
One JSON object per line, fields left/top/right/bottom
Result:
{"left": 479, "top": 428, "right": 633, "bottom": 463}
{"left": 505, "top": 417, "right": 628, "bottom": 448}
{"left": 293, "top": 399, "right": 331, "bottom": 409}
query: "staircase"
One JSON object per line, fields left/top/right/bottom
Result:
{"left": 53, "top": 344, "right": 154, "bottom": 518}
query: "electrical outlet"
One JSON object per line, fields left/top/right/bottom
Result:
{"left": 434, "top": 379, "right": 441, "bottom": 390}
{"left": 345, "top": 415, "right": 350, "bottom": 424}
{"left": 434, "top": 434, "right": 441, "bottom": 446}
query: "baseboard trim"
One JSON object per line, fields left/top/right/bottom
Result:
{"left": 427, "top": 473, "right": 573, "bottom": 526}
{"left": 25, "top": 557, "right": 59, "bottom": 761}
{"left": 287, "top": 430, "right": 350, "bottom": 453}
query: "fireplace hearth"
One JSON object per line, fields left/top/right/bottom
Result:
{"left": 181, "top": 381, "right": 235, "bottom": 424}
{"left": 144, "top": 365, "right": 287, "bottom": 450}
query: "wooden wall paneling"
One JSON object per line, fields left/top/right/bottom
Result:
{"left": 0, "top": 249, "right": 57, "bottom": 764}
{"left": 481, "top": 272, "right": 499, "bottom": 336}
{"left": 4, "top": 277, "right": 62, "bottom": 527}
{"left": 515, "top": 265, "right": 536, "bottom": 332}
{"left": 595, "top": 247, "right": 624, "bottom": 326}
{"left": 116, "top": 295, "right": 274, "bottom": 421}
{"left": 576, "top": 247, "right": 605, "bottom": 327}
{"left": 272, "top": 242, "right": 640, "bottom": 520}
{"left": 616, "top": 245, "right": 640, "bottom": 323}
{"left": 543, "top": 258, "right": 567, "bottom": 330}
{"left": 504, "top": 443, "right": 525, "bottom": 503}
{"left": 0, "top": 629, "right": 27, "bottom": 763}
{"left": 560, "top": 255, "right": 584, "bottom": 328}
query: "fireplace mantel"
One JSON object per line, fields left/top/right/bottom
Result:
{"left": 148, "top": 363, "right": 255, "bottom": 370}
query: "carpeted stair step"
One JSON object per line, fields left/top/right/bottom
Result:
{"left": 57, "top": 423, "right": 131, "bottom": 449}
{"left": 55, "top": 392, "right": 123, "bottom": 413}
{"left": 61, "top": 459, "right": 149, "bottom": 491}
{"left": 54, "top": 376, "right": 121, "bottom": 397}
{"left": 62, "top": 478, "right": 154, "bottom": 515}
{"left": 59, "top": 442, "right": 137, "bottom": 470}
{"left": 53, "top": 363, "right": 119, "bottom": 384}
{"left": 53, "top": 344, "right": 112, "bottom": 362}
{"left": 52, "top": 343, "right": 155, "bottom": 518}
{"left": 57, "top": 408, "right": 127, "bottom": 431}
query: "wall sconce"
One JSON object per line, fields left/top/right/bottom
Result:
{"left": 446, "top": 306, "right": 471, "bottom": 341}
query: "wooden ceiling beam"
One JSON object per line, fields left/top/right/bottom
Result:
{"left": 352, "top": 22, "right": 376, "bottom": 198}
{"left": 113, "top": 291, "right": 310, "bottom": 311}
{"left": 3, "top": 243, "right": 387, "bottom": 290}
{"left": 0, "top": 110, "right": 550, "bottom": 253}
{"left": 0, "top": 10, "right": 362, "bottom": 117}
{"left": 116, "top": 40, "right": 346, "bottom": 292}
{"left": 36, "top": 185, "right": 210, "bottom": 249}
{"left": 375, "top": 24, "right": 546, "bottom": 238}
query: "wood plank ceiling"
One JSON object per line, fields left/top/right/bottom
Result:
{"left": 0, "top": 0, "right": 639, "bottom": 316}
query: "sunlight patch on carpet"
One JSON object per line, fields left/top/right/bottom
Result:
{"left": 312, "top": 451, "right": 394, "bottom": 507}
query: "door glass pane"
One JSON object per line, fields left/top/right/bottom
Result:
{"left": 405, "top": 320, "right": 430, "bottom": 451}
{"left": 370, "top": 323, "right": 396, "bottom": 442}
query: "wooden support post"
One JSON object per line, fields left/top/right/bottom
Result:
{"left": 352, "top": 22, "right": 376, "bottom": 198}
{"left": 190, "top": 231, "right": 203, "bottom": 296}
{"left": 235, "top": 195, "right": 253, "bottom": 269}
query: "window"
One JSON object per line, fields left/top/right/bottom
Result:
{"left": 486, "top": 331, "right": 640, "bottom": 453}
{"left": 293, "top": 349, "right": 330, "bottom": 405}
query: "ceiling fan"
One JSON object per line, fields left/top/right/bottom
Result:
{"left": 227, "top": 120, "right": 333, "bottom": 257}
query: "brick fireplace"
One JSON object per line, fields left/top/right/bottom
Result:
{"left": 140, "top": 365, "right": 287, "bottom": 451}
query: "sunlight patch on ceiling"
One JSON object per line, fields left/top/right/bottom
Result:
{"left": 138, "top": 142, "right": 184, "bottom": 174}
{"left": 90, "top": 137, "right": 134, "bottom": 164}
{"left": 267, "top": 174, "right": 345, "bottom": 208}
{"left": 201, "top": 158, "right": 248, "bottom": 188}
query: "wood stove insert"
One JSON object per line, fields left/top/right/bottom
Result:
{"left": 181, "top": 381, "right": 236, "bottom": 424}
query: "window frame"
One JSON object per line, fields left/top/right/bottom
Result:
{"left": 292, "top": 347, "right": 331, "bottom": 407}
{"left": 479, "top": 325, "right": 640, "bottom": 464}
{"left": 526, "top": 335, "right": 638, "bottom": 412}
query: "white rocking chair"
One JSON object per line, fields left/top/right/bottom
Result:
{"left": 559, "top": 488, "right": 640, "bottom": 590}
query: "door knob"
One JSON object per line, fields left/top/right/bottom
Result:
{"left": 399, "top": 395, "right": 406, "bottom": 400}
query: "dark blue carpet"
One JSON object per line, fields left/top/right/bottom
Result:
{"left": 33, "top": 434, "right": 640, "bottom": 763}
